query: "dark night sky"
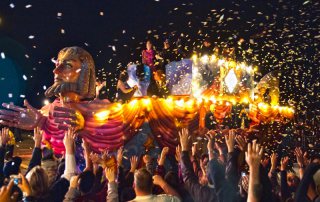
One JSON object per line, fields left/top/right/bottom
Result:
{"left": 0, "top": 0, "right": 319, "bottom": 119}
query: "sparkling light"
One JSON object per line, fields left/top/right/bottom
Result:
{"left": 225, "top": 69, "right": 238, "bottom": 93}
{"left": 95, "top": 110, "right": 110, "bottom": 121}
{"left": 43, "top": 99, "right": 50, "bottom": 105}
{"left": 200, "top": 55, "right": 209, "bottom": 64}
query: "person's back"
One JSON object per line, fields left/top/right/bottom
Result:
{"left": 130, "top": 194, "right": 180, "bottom": 202}
{"left": 130, "top": 168, "right": 181, "bottom": 202}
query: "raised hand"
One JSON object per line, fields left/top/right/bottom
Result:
{"left": 270, "top": 152, "right": 278, "bottom": 171}
{"left": 53, "top": 106, "right": 84, "bottom": 131}
{"left": 175, "top": 145, "right": 181, "bottom": 162}
{"left": 294, "top": 147, "right": 304, "bottom": 168}
{"left": 158, "top": 147, "right": 169, "bottom": 166}
{"left": 63, "top": 127, "right": 76, "bottom": 155}
{"left": 33, "top": 127, "right": 43, "bottom": 148}
{"left": 0, "top": 100, "right": 44, "bottom": 130}
{"left": 245, "top": 140, "right": 264, "bottom": 169}
{"left": 105, "top": 168, "right": 116, "bottom": 183}
{"left": 235, "top": 135, "right": 247, "bottom": 151}
{"left": 205, "top": 131, "right": 215, "bottom": 160}
{"left": 280, "top": 156, "right": 289, "bottom": 171}
{"left": 261, "top": 157, "right": 270, "bottom": 168}
{"left": 179, "top": 128, "right": 189, "bottom": 152}
{"left": 116, "top": 147, "right": 124, "bottom": 167}
{"left": 303, "top": 151, "right": 310, "bottom": 167}
{"left": 81, "top": 139, "right": 91, "bottom": 154}
{"left": 0, "top": 127, "right": 9, "bottom": 147}
{"left": 130, "top": 156, "right": 139, "bottom": 173}
{"left": 89, "top": 152, "right": 100, "bottom": 164}
{"left": 69, "top": 175, "right": 79, "bottom": 188}
{"left": 225, "top": 129, "right": 236, "bottom": 153}
{"left": 191, "top": 144, "right": 197, "bottom": 157}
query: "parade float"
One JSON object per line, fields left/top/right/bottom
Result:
{"left": 0, "top": 47, "right": 294, "bottom": 155}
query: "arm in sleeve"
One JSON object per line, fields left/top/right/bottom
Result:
{"left": 107, "top": 181, "right": 119, "bottom": 202}
{"left": 280, "top": 170, "right": 291, "bottom": 201}
{"left": 62, "top": 154, "right": 77, "bottom": 181}
{"left": 181, "top": 151, "right": 217, "bottom": 202}
{"left": 225, "top": 151, "right": 240, "bottom": 188}
{"left": 27, "top": 147, "right": 42, "bottom": 173}
{"left": 0, "top": 147, "right": 6, "bottom": 187}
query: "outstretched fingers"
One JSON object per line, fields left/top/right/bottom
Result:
{"left": 2, "top": 103, "right": 26, "bottom": 113}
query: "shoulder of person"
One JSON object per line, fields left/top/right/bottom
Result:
{"left": 155, "top": 194, "right": 181, "bottom": 202}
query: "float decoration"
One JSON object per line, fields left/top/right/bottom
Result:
{"left": 0, "top": 47, "right": 294, "bottom": 154}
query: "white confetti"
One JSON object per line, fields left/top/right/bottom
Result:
{"left": 25, "top": 4, "right": 32, "bottom": 8}
{"left": 57, "top": 12, "right": 62, "bottom": 17}
{"left": 23, "top": 75, "right": 27, "bottom": 80}
{"left": 20, "top": 95, "right": 25, "bottom": 98}
{"left": 0, "top": 52, "right": 5, "bottom": 59}
{"left": 112, "top": 46, "right": 116, "bottom": 52}
{"left": 9, "top": 3, "right": 15, "bottom": 8}
{"left": 28, "top": 35, "right": 35, "bottom": 39}
{"left": 8, "top": 93, "right": 12, "bottom": 98}
{"left": 43, "top": 85, "right": 47, "bottom": 90}
{"left": 100, "top": 11, "right": 104, "bottom": 16}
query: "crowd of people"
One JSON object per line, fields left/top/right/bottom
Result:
{"left": 0, "top": 125, "right": 319, "bottom": 202}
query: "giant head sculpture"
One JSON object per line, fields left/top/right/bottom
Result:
{"left": 45, "top": 46, "right": 96, "bottom": 101}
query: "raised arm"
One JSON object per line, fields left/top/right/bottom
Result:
{"left": 82, "top": 140, "right": 93, "bottom": 171}
{"left": 27, "top": 127, "right": 43, "bottom": 173}
{"left": 0, "top": 128, "right": 9, "bottom": 186}
{"left": 62, "top": 128, "right": 77, "bottom": 181}
{"left": 105, "top": 168, "right": 119, "bottom": 202}
{"left": 179, "top": 128, "right": 218, "bottom": 202}
{"left": 153, "top": 175, "right": 181, "bottom": 199}
{"left": 245, "top": 140, "right": 264, "bottom": 202}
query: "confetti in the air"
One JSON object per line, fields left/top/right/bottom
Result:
{"left": 0, "top": 52, "right": 5, "bottom": 59}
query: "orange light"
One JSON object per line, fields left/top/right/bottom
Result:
{"left": 95, "top": 110, "right": 110, "bottom": 121}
